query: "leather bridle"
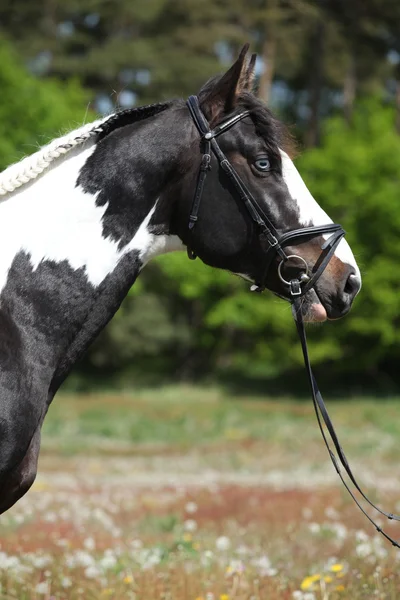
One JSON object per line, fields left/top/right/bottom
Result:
{"left": 185, "top": 94, "right": 400, "bottom": 547}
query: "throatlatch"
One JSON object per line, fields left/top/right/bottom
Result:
{"left": 186, "top": 94, "right": 400, "bottom": 547}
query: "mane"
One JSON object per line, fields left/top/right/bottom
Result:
{"left": 0, "top": 101, "right": 172, "bottom": 197}
{"left": 238, "top": 91, "right": 297, "bottom": 160}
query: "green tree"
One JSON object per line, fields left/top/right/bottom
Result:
{"left": 0, "top": 38, "right": 89, "bottom": 171}
{"left": 297, "top": 99, "right": 400, "bottom": 383}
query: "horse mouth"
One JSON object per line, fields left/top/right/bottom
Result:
{"left": 300, "top": 289, "right": 327, "bottom": 323}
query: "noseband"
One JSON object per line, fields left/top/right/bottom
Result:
{"left": 185, "top": 95, "right": 400, "bottom": 548}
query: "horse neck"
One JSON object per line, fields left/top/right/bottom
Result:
{"left": 0, "top": 118, "right": 184, "bottom": 393}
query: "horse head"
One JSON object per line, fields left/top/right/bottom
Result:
{"left": 170, "top": 45, "right": 361, "bottom": 321}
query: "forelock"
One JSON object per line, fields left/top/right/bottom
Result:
{"left": 238, "top": 92, "right": 297, "bottom": 160}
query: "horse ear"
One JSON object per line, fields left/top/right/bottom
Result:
{"left": 243, "top": 53, "right": 257, "bottom": 92}
{"left": 199, "top": 44, "right": 253, "bottom": 123}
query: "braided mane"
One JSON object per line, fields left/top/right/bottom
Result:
{"left": 0, "top": 101, "right": 172, "bottom": 197}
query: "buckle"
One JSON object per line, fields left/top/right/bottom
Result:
{"left": 188, "top": 215, "right": 198, "bottom": 230}
{"left": 290, "top": 279, "right": 302, "bottom": 296}
{"left": 267, "top": 233, "right": 278, "bottom": 247}
{"left": 200, "top": 153, "right": 211, "bottom": 170}
{"left": 260, "top": 230, "right": 278, "bottom": 247}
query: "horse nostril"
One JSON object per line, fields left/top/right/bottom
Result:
{"left": 344, "top": 272, "right": 361, "bottom": 298}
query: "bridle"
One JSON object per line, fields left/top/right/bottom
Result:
{"left": 186, "top": 96, "right": 344, "bottom": 293}
{"left": 185, "top": 94, "right": 400, "bottom": 547}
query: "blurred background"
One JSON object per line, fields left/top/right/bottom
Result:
{"left": 1, "top": 0, "right": 400, "bottom": 394}
{"left": 2, "top": 2, "right": 400, "bottom": 598}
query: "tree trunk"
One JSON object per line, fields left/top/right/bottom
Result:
{"left": 258, "top": 35, "right": 277, "bottom": 104}
{"left": 305, "top": 18, "right": 325, "bottom": 148}
{"left": 395, "top": 79, "right": 400, "bottom": 135}
{"left": 343, "top": 53, "right": 356, "bottom": 125}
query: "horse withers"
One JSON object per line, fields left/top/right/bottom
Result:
{"left": 0, "top": 45, "right": 360, "bottom": 514}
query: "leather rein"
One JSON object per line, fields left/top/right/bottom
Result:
{"left": 185, "top": 94, "right": 400, "bottom": 547}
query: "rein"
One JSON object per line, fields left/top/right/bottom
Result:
{"left": 186, "top": 94, "right": 400, "bottom": 547}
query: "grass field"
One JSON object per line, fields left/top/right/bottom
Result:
{"left": 1, "top": 386, "right": 400, "bottom": 599}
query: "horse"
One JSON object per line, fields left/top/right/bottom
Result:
{"left": 0, "top": 45, "right": 361, "bottom": 514}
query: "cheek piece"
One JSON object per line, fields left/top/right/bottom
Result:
{"left": 185, "top": 94, "right": 400, "bottom": 547}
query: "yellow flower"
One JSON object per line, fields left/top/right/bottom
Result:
{"left": 195, "top": 597, "right": 204, "bottom": 600}
{"left": 123, "top": 575, "right": 133, "bottom": 584}
{"left": 193, "top": 542, "right": 200, "bottom": 550}
{"left": 101, "top": 590, "right": 113, "bottom": 597}
{"left": 335, "top": 585, "right": 345, "bottom": 592}
{"left": 324, "top": 576, "right": 333, "bottom": 583}
{"left": 330, "top": 563, "right": 344, "bottom": 573}
{"left": 220, "top": 595, "right": 230, "bottom": 600}
{"left": 183, "top": 533, "right": 192, "bottom": 542}
{"left": 301, "top": 574, "right": 321, "bottom": 591}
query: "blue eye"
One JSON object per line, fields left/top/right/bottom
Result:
{"left": 254, "top": 158, "right": 271, "bottom": 171}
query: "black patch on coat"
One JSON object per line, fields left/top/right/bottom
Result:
{"left": 0, "top": 249, "right": 142, "bottom": 487}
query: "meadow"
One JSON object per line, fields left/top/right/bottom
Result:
{"left": 1, "top": 386, "right": 400, "bottom": 599}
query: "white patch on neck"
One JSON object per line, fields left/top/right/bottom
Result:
{"left": 0, "top": 143, "right": 183, "bottom": 293}
{"left": 124, "top": 201, "right": 184, "bottom": 267}
{"left": 280, "top": 150, "right": 361, "bottom": 282}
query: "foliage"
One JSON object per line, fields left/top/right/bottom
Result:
{"left": 0, "top": 38, "right": 89, "bottom": 171}
{"left": 297, "top": 100, "right": 400, "bottom": 374}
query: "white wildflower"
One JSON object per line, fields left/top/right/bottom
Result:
{"left": 83, "top": 537, "right": 96, "bottom": 551}
{"left": 253, "top": 554, "right": 277, "bottom": 577}
{"left": 226, "top": 559, "right": 245, "bottom": 575}
{"left": 292, "top": 592, "right": 316, "bottom": 600}
{"left": 0, "top": 553, "right": 20, "bottom": 570}
{"left": 325, "top": 506, "right": 339, "bottom": 520}
{"left": 330, "top": 522, "right": 348, "bottom": 541}
{"left": 236, "top": 544, "right": 250, "bottom": 556}
{"left": 61, "top": 576, "right": 72, "bottom": 588}
{"left": 30, "top": 555, "right": 52, "bottom": 569}
{"left": 44, "top": 512, "right": 57, "bottom": 523}
{"left": 100, "top": 553, "right": 117, "bottom": 570}
{"left": 356, "top": 535, "right": 387, "bottom": 560}
{"left": 201, "top": 550, "right": 214, "bottom": 567}
{"left": 35, "top": 582, "right": 50, "bottom": 595}
{"left": 308, "top": 523, "right": 320, "bottom": 534}
{"left": 185, "top": 501, "right": 198, "bottom": 514}
{"left": 355, "top": 530, "right": 369, "bottom": 542}
{"left": 84, "top": 565, "right": 101, "bottom": 578}
{"left": 14, "top": 514, "right": 25, "bottom": 524}
{"left": 65, "top": 550, "right": 95, "bottom": 569}
{"left": 184, "top": 519, "right": 197, "bottom": 532}
{"left": 216, "top": 536, "right": 231, "bottom": 551}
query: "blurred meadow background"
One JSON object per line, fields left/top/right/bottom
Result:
{"left": 1, "top": 0, "right": 400, "bottom": 598}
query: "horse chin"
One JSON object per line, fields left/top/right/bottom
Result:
{"left": 271, "top": 286, "right": 327, "bottom": 323}
{"left": 301, "top": 289, "right": 327, "bottom": 323}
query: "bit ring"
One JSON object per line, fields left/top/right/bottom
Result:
{"left": 278, "top": 255, "right": 310, "bottom": 286}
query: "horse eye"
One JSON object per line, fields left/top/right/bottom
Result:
{"left": 254, "top": 158, "right": 271, "bottom": 171}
